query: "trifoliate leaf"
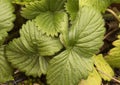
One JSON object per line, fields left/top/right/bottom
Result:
{"left": 47, "top": 50, "right": 93, "bottom": 85}
{"left": 79, "top": 67, "right": 102, "bottom": 85}
{"left": 68, "top": 7, "right": 105, "bottom": 57}
{"left": 94, "top": 54, "right": 114, "bottom": 81}
{"left": 0, "top": 46, "right": 13, "bottom": 83}
{"left": 48, "top": 7, "right": 105, "bottom": 85}
{"left": 6, "top": 20, "right": 63, "bottom": 77}
{"left": 79, "top": 0, "right": 111, "bottom": 12}
{"left": 35, "top": 11, "right": 68, "bottom": 36}
{"left": 65, "top": 0, "right": 79, "bottom": 21}
{"left": 105, "top": 35, "right": 120, "bottom": 68}
{"left": 0, "top": 1, "right": 15, "bottom": 45}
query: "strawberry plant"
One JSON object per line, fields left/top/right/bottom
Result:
{"left": 0, "top": 0, "right": 120, "bottom": 85}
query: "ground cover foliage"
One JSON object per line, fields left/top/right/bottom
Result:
{"left": 0, "top": 0, "right": 120, "bottom": 85}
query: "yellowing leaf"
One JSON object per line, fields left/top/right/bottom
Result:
{"left": 105, "top": 35, "right": 120, "bottom": 68}
{"left": 94, "top": 54, "right": 114, "bottom": 81}
{"left": 79, "top": 68, "right": 102, "bottom": 85}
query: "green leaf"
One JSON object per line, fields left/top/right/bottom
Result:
{"left": 21, "top": 1, "right": 49, "bottom": 19}
{"left": 21, "top": 0, "right": 66, "bottom": 19}
{"left": 47, "top": 7, "right": 105, "bottom": 85}
{"left": 0, "top": 1, "right": 15, "bottom": 45}
{"left": 47, "top": 50, "right": 93, "bottom": 85}
{"left": 111, "top": 0, "right": 120, "bottom": 3}
{"left": 21, "top": 0, "right": 68, "bottom": 36}
{"left": 68, "top": 7, "right": 105, "bottom": 57}
{"left": 94, "top": 54, "right": 114, "bottom": 81}
{"left": 0, "top": 46, "right": 13, "bottom": 83}
{"left": 79, "top": 0, "right": 120, "bottom": 12}
{"left": 79, "top": 68, "right": 102, "bottom": 85}
{"left": 12, "top": 0, "right": 40, "bottom": 5}
{"left": 65, "top": 0, "right": 79, "bottom": 21}
{"left": 79, "top": 0, "right": 111, "bottom": 12}
{"left": 6, "top": 20, "right": 63, "bottom": 77}
{"left": 0, "top": 0, "right": 12, "bottom": 3}
{"left": 48, "top": 0, "right": 66, "bottom": 11}
{"left": 105, "top": 35, "right": 120, "bottom": 68}
{"left": 35, "top": 11, "right": 68, "bottom": 36}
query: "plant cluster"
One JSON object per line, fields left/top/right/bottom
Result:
{"left": 0, "top": 0, "right": 120, "bottom": 85}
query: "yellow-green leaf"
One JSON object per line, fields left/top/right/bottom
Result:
{"left": 79, "top": 67, "right": 102, "bottom": 85}
{"left": 105, "top": 35, "right": 120, "bottom": 68}
{"left": 94, "top": 54, "right": 114, "bottom": 81}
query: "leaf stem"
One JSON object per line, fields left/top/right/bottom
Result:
{"left": 104, "top": 27, "right": 118, "bottom": 39}
{"left": 106, "top": 9, "right": 120, "bottom": 23}
{"left": 96, "top": 68, "right": 120, "bottom": 84}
